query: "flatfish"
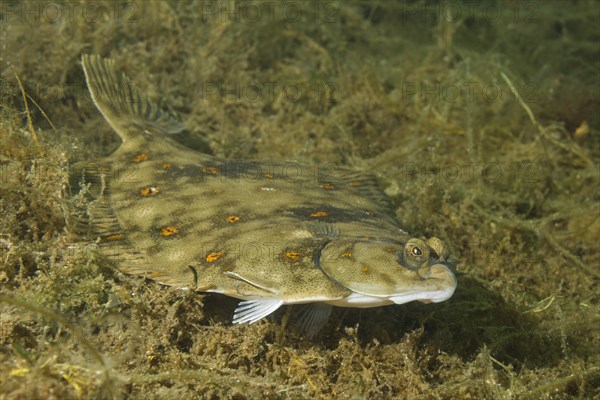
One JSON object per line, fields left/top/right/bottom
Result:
{"left": 72, "top": 55, "right": 456, "bottom": 333}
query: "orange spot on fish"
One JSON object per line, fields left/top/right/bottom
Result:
{"left": 349, "top": 181, "right": 363, "bottom": 187}
{"left": 284, "top": 251, "right": 301, "bottom": 261}
{"left": 322, "top": 183, "right": 335, "bottom": 190}
{"left": 227, "top": 215, "right": 241, "bottom": 223}
{"left": 205, "top": 251, "right": 224, "bottom": 263}
{"left": 201, "top": 166, "right": 220, "bottom": 174}
{"left": 310, "top": 211, "right": 329, "bottom": 217}
{"left": 161, "top": 226, "right": 178, "bottom": 236}
{"left": 103, "top": 234, "right": 125, "bottom": 242}
{"left": 132, "top": 153, "right": 148, "bottom": 163}
{"left": 362, "top": 265, "right": 369, "bottom": 273}
{"left": 139, "top": 186, "right": 160, "bottom": 197}
{"left": 162, "top": 162, "right": 172, "bottom": 169}
{"left": 342, "top": 251, "right": 352, "bottom": 257}
{"left": 263, "top": 173, "right": 273, "bottom": 179}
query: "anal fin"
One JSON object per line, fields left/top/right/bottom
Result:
{"left": 67, "top": 161, "right": 121, "bottom": 242}
{"left": 233, "top": 299, "right": 283, "bottom": 324}
{"left": 295, "top": 303, "right": 333, "bottom": 337}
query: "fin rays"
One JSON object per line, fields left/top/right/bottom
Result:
{"left": 81, "top": 54, "right": 185, "bottom": 140}
{"left": 295, "top": 303, "right": 333, "bottom": 337}
{"left": 232, "top": 299, "right": 284, "bottom": 324}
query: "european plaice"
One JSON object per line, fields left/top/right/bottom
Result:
{"left": 73, "top": 55, "right": 457, "bottom": 335}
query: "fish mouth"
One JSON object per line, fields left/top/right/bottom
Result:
{"left": 391, "top": 263, "right": 457, "bottom": 305}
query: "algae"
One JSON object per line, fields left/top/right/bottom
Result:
{"left": 1, "top": 1, "right": 599, "bottom": 399}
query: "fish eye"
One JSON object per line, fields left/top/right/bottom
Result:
{"left": 398, "top": 239, "right": 431, "bottom": 271}
{"left": 409, "top": 244, "right": 422, "bottom": 256}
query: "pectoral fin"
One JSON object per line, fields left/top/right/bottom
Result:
{"left": 233, "top": 299, "right": 284, "bottom": 324}
{"left": 223, "top": 271, "right": 278, "bottom": 294}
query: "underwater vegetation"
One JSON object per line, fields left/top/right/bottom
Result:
{"left": 1, "top": 1, "right": 598, "bottom": 399}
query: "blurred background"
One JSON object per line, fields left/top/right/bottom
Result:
{"left": 1, "top": 1, "right": 598, "bottom": 398}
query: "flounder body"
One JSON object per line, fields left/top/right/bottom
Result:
{"left": 74, "top": 55, "right": 456, "bottom": 333}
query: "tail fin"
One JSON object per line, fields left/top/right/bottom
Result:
{"left": 81, "top": 54, "right": 185, "bottom": 141}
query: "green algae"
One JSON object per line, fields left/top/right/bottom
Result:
{"left": 1, "top": 1, "right": 599, "bottom": 399}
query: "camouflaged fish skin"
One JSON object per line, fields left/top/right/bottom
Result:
{"left": 74, "top": 55, "right": 456, "bottom": 326}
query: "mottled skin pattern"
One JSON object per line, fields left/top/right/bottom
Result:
{"left": 92, "top": 136, "right": 410, "bottom": 302}
{"left": 76, "top": 55, "right": 456, "bottom": 323}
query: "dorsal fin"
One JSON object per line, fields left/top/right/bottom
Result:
{"left": 329, "top": 170, "right": 394, "bottom": 213}
{"left": 81, "top": 54, "right": 185, "bottom": 141}
{"left": 306, "top": 221, "right": 340, "bottom": 239}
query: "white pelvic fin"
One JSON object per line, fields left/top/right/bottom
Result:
{"left": 295, "top": 303, "right": 333, "bottom": 337}
{"left": 232, "top": 299, "right": 284, "bottom": 324}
